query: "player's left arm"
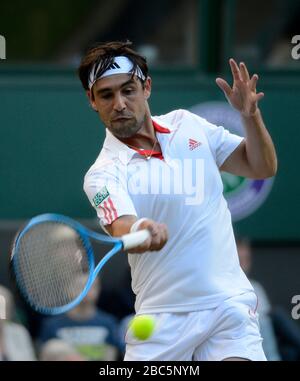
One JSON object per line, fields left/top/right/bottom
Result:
{"left": 216, "top": 58, "right": 277, "bottom": 179}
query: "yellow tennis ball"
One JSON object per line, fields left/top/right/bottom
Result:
{"left": 130, "top": 315, "right": 155, "bottom": 340}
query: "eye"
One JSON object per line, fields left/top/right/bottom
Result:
{"left": 123, "top": 87, "right": 135, "bottom": 95}
{"left": 100, "top": 93, "right": 113, "bottom": 100}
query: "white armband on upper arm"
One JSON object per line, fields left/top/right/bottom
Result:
{"left": 84, "top": 169, "right": 137, "bottom": 227}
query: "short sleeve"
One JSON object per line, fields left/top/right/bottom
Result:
{"left": 188, "top": 111, "right": 244, "bottom": 167}
{"left": 84, "top": 166, "right": 137, "bottom": 226}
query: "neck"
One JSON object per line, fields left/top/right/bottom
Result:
{"left": 120, "top": 108, "right": 158, "bottom": 150}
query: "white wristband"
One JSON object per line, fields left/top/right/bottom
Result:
{"left": 130, "top": 218, "right": 149, "bottom": 233}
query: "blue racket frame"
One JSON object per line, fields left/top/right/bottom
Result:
{"left": 12, "top": 213, "right": 124, "bottom": 315}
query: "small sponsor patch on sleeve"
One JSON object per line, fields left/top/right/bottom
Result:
{"left": 92, "top": 186, "right": 110, "bottom": 207}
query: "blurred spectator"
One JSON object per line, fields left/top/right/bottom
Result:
{"left": 271, "top": 305, "right": 300, "bottom": 361}
{"left": 39, "top": 339, "right": 85, "bottom": 361}
{"left": 237, "top": 238, "right": 300, "bottom": 361}
{"left": 38, "top": 277, "right": 120, "bottom": 361}
{"left": 0, "top": 285, "right": 36, "bottom": 361}
{"left": 118, "top": 313, "right": 134, "bottom": 358}
{"left": 236, "top": 239, "right": 281, "bottom": 361}
{"left": 0, "top": 321, "right": 7, "bottom": 361}
{"left": 98, "top": 269, "right": 135, "bottom": 320}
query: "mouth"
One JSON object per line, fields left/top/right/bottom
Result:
{"left": 112, "top": 116, "right": 132, "bottom": 122}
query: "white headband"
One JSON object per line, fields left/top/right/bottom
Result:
{"left": 88, "top": 56, "right": 145, "bottom": 90}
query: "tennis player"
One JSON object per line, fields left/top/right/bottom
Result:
{"left": 79, "top": 41, "right": 277, "bottom": 361}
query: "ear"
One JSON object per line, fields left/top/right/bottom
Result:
{"left": 86, "top": 90, "right": 98, "bottom": 112}
{"left": 144, "top": 77, "right": 152, "bottom": 100}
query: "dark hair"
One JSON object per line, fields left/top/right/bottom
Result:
{"left": 78, "top": 40, "right": 148, "bottom": 91}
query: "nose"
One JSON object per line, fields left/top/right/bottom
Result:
{"left": 113, "top": 93, "right": 126, "bottom": 112}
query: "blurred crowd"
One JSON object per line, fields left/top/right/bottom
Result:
{"left": 0, "top": 271, "right": 134, "bottom": 361}
{"left": 1, "top": 240, "right": 300, "bottom": 361}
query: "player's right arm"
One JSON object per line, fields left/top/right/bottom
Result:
{"left": 84, "top": 167, "right": 168, "bottom": 254}
{"left": 104, "top": 215, "right": 168, "bottom": 254}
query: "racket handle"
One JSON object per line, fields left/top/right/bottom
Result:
{"left": 122, "top": 229, "right": 151, "bottom": 250}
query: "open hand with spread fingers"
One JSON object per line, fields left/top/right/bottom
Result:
{"left": 216, "top": 59, "right": 264, "bottom": 118}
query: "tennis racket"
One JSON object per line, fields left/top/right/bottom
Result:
{"left": 11, "top": 213, "right": 150, "bottom": 315}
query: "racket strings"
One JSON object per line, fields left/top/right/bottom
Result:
{"left": 14, "top": 222, "right": 90, "bottom": 309}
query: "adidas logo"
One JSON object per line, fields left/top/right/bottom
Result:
{"left": 189, "top": 138, "right": 202, "bottom": 151}
{"left": 107, "top": 62, "right": 121, "bottom": 70}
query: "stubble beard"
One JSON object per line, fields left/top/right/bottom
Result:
{"left": 109, "top": 116, "right": 143, "bottom": 139}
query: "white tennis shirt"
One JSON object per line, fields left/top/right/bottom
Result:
{"left": 84, "top": 109, "right": 254, "bottom": 314}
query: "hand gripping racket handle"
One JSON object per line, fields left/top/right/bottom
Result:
{"left": 121, "top": 229, "right": 151, "bottom": 250}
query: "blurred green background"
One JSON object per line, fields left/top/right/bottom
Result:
{"left": 0, "top": 0, "right": 300, "bottom": 350}
{"left": 1, "top": 0, "right": 300, "bottom": 240}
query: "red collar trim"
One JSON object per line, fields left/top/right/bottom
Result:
{"left": 126, "top": 120, "right": 169, "bottom": 161}
{"left": 131, "top": 147, "right": 164, "bottom": 161}
{"left": 152, "top": 120, "right": 171, "bottom": 134}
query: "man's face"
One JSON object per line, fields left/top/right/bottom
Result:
{"left": 237, "top": 243, "right": 252, "bottom": 274}
{"left": 88, "top": 74, "right": 151, "bottom": 139}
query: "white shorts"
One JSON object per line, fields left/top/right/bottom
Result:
{"left": 124, "top": 292, "right": 266, "bottom": 361}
